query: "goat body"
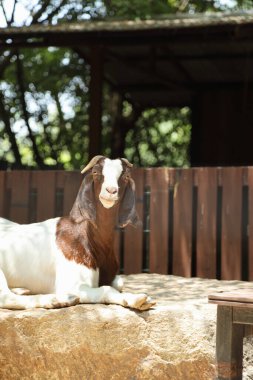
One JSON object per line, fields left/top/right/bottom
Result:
{"left": 0, "top": 157, "right": 154, "bottom": 310}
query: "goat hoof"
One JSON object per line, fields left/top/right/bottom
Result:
{"left": 137, "top": 297, "right": 156, "bottom": 311}
{"left": 49, "top": 294, "right": 80, "bottom": 309}
{"left": 124, "top": 293, "right": 155, "bottom": 311}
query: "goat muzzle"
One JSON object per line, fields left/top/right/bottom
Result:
{"left": 99, "top": 194, "right": 118, "bottom": 209}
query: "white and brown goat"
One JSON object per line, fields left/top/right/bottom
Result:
{"left": 0, "top": 156, "right": 154, "bottom": 310}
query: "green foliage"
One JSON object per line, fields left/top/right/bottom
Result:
{"left": 0, "top": 47, "right": 90, "bottom": 168}
{"left": 102, "top": 0, "right": 249, "bottom": 17}
{"left": 0, "top": 0, "right": 252, "bottom": 169}
{"left": 103, "top": 0, "right": 177, "bottom": 19}
{"left": 125, "top": 107, "right": 191, "bottom": 167}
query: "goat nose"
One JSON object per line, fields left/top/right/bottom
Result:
{"left": 106, "top": 186, "right": 118, "bottom": 195}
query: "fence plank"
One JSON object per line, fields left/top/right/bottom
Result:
{"left": 32, "top": 171, "right": 56, "bottom": 222}
{"left": 247, "top": 168, "right": 253, "bottom": 280}
{"left": 149, "top": 168, "right": 169, "bottom": 274}
{"left": 195, "top": 167, "right": 217, "bottom": 278}
{"left": 62, "top": 171, "right": 81, "bottom": 216}
{"left": 172, "top": 169, "right": 193, "bottom": 277}
{"left": 221, "top": 167, "right": 243, "bottom": 280}
{"left": 124, "top": 168, "right": 144, "bottom": 274}
{"left": 7, "top": 171, "right": 30, "bottom": 223}
{"left": 0, "top": 172, "right": 6, "bottom": 218}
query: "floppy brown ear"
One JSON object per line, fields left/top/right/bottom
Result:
{"left": 118, "top": 179, "right": 140, "bottom": 228}
{"left": 70, "top": 174, "right": 96, "bottom": 226}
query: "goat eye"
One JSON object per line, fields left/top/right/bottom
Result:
{"left": 92, "top": 171, "right": 102, "bottom": 180}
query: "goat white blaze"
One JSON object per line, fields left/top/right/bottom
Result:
{"left": 99, "top": 158, "right": 123, "bottom": 208}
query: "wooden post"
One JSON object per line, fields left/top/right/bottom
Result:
{"left": 216, "top": 306, "right": 244, "bottom": 380}
{"left": 88, "top": 46, "right": 103, "bottom": 160}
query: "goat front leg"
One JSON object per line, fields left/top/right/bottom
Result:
{"left": 111, "top": 275, "right": 124, "bottom": 292}
{"left": 77, "top": 285, "right": 155, "bottom": 311}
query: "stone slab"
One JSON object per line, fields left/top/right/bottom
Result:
{"left": 0, "top": 274, "right": 253, "bottom": 380}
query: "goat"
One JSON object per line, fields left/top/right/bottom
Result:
{"left": 0, "top": 156, "right": 155, "bottom": 310}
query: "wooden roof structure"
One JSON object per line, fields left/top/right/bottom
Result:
{"left": 1, "top": 12, "right": 253, "bottom": 164}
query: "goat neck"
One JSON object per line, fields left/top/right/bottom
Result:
{"left": 85, "top": 199, "right": 119, "bottom": 286}
{"left": 91, "top": 199, "right": 119, "bottom": 247}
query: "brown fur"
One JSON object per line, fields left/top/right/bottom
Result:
{"left": 56, "top": 158, "right": 139, "bottom": 287}
{"left": 56, "top": 217, "right": 119, "bottom": 286}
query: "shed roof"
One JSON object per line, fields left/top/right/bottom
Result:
{"left": 1, "top": 12, "right": 253, "bottom": 107}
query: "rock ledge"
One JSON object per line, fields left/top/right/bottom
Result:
{"left": 1, "top": 274, "right": 253, "bottom": 380}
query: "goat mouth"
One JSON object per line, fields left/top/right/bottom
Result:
{"left": 99, "top": 196, "right": 117, "bottom": 209}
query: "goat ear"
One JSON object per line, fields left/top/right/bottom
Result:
{"left": 70, "top": 174, "right": 96, "bottom": 226}
{"left": 118, "top": 179, "right": 140, "bottom": 228}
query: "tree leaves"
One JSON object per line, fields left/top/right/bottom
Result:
{"left": 0, "top": 0, "right": 250, "bottom": 168}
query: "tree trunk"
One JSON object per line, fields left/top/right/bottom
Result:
{"left": 0, "top": 91, "right": 23, "bottom": 168}
{"left": 16, "top": 51, "right": 45, "bottom": 168}
{"left": 110, "top": 92, "right": 141, "bottom": 158}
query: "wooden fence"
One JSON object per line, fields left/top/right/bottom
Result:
{"left": 1, "top": 167, "right": 253, "bottom": 281}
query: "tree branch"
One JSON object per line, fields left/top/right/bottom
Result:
{"left": 30, "top": 0, "right": 51, "bottom": 25}
{"left": 10, "top": 0, "right": 18, "bottom": 25}
{"left": 110, "top": 91, "right": 142, "bottom": 157}
{"left": 29, "top": 0, "right": 70, "bottom": 26}
{"left": 0, "top": 0, "right": 9, "bottom": 26}
{"left": 39, "top": 0, "right": 69, "bottom": 24}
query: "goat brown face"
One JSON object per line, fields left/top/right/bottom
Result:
{"left": 77, "top": 156, "right": 124, "bottom": 211}
{"left": 71, "top": 156, "right": 139, "bottom": 227}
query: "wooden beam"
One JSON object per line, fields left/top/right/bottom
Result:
{"left": 88, "top": 46, "right": 103, "bottom": 160}
{"left": 216, "top": 306, "right": 244, "bottom": 380}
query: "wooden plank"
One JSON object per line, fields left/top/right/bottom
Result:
{"left": 221, "top": 167, "right": 243, "bottom": 280}
{"left": 55, "top": 171, "right": 65, "bottom": 217}
{"left": 172, "top": 168, "right": 193, "bottom": 277}
{"left": 234, "top": 307, "right": 253, "bottom": 324}
{"left": 209, "top": 300, "right": 253, "bottom": 309}
{"left": 209, "top": 289, "right": 253, "bottom": 304}
{"left": 7, "top": 171, "right": 30, "bottom": 223}
{"left": 195, "top": 167, "right": 217, "bottom": 278}
{"left": 247, "top": 167, "right": 253, "bottom": 280}
{"left": 55, "top": 171, "right": 81, "bottom": 216}
{"left": 123, "top": 168, "right": 144, "bottom": 274}
{"left": 149, "top": 168, "right": 169, "bottom": 274}
{"left": 62, "top": 171, "right": 81, "bottom": 216}
{"left": 56, "top": 170, "right": 66, "bottom": 189}
{"left": 0, "top": 171, "right": 6, "bottom": 217}
{"left": 32, "top": 171, "right": 56, "bottom": 222}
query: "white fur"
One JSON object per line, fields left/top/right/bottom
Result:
{"left": 0, "top": 159, "right": 155, "bottom": 310}
{"left": 99, "top": 158, "right": 123, "bottom": 208}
